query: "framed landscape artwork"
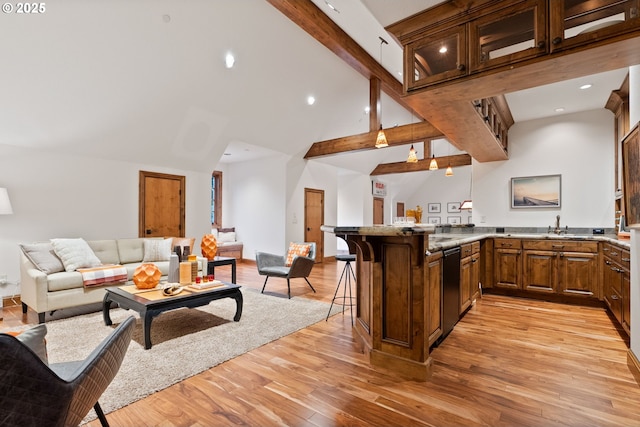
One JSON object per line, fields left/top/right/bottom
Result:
{"left": 427, "top": 203, "right": 441, "bottom": 213}
{"left": 511, "top": 174, "right": 561, "bottom": 209}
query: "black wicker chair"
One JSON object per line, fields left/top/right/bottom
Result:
{"left": 0, "top": 316, "right": 135, "bottom": 427}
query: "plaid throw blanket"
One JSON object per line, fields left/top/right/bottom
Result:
{"left": 77, "top": 264, "right": 128, "bottom": 288}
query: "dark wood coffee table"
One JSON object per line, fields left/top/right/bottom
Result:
{"left": 102, "top": 283, "right": 243, "bottom": 349}
{"left": 207, "top": 256, "right": 236, "bottom": 283}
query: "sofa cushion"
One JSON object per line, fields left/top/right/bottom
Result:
{"left": 87, "top": 240, "right": 121, "bottom": 265}
{"left": 51, "top": 238, "right": 102, "bottom": 272}
{"left": 116, "top": 238, "right": 146, "bottom": 264}
{"left": 47, "top": 271, "right": 84, "bottom": 292}
{"left": 218, "top": 231, "right": 236, "bottom": 243}
{"left": 19, "top": 242, "right": 65, "bottom": 274}
{"left": 142, "top": 238, "right": 172, "bottom": 262}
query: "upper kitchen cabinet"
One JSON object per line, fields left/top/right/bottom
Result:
{"left": 406, "top": 24, "right": 467, "bottom": 90}
{"left": 388, "top": 0, "right": 640, "bottom": 93}
{"left": 469, "top": 0, "right": 547, "bottom": 73}
{"left": 549, "top": 0, "right": 640, "bottom": 53}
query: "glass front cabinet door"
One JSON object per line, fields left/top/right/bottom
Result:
{"left": 548, "top": 0, "right": 640, "bottom": 52}
{"left": 469, "top": 0, "right": 547, "bottom": 73}
{"left": 405, "top": 24, "right": 467, "bottom": 91}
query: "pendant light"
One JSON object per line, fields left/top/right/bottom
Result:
{"left": 444, "top": 143, "right": 453, "bottom": 176}
{"left": 375, "top": 125, "right": 388, "bottom": 148}
{"left": 374, "top": 37, "right": 389, "bottom": 149}
{"left": 406, "top": 145, "right": 418, "bottom": 163}
{"left": 428, "top": 140, "right": 438, "bottom": 170}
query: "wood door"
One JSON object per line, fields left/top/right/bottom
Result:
{"left": 396, "top": 202, "right": 404, "bottom": 217}
{"left": 460, "top": 255, "right": 472, "bottom": 314}
{"left": 494, "top": 248, "right": 521, "bottom": 289}
{"left": 304, "top": 188, "right": 324, "bottom": 264}
{"left": 139, "top": 171, "right": 185, "bottom": 237}
{"left": 373, "top": 197, "right": 384, "bottom": 225}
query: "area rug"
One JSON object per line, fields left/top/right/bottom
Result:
{"left": 42, "top": 288, "right": 340, "bottom": 424}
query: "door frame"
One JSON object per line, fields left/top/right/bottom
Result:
{"left": 304, "top": 187, "right": 324, "bottom": 264}
{"left": 138, "top": 170, "right": 186, "bottom": 237}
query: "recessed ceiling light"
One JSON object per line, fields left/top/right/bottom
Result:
{"left": 307, "top": 95, "right": 315, "bottom": 106}
{"left": 223, "top": 152, "right": 231, "bottom": 156}
{"left": 439, "top": 46, "right": 447, "bottom": 53}
{"left": 580, "top": 83, "right": 592, "bottom": 90}
{"left": 225, "top": 52, "right": 235, "bottom": 69}
{"left": 554, "top": 107, "right": 565, "bottom": 113}
{"left": 324, "top": 0, "right": 339, "bottom": 13}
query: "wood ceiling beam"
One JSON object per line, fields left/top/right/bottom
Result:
{"left": 266, "top": 0, "right": 409, "bottom": 110}
{"left": 371, "top": 154, "right": 472, "bottom": 176}
{"left": 304, "top": 121, "right": 443, "bottom": 159}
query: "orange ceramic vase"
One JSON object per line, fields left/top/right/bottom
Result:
{"left": 200, "top": 234, "right": 218, "bottom": 260}
{"left": 133, "top": 263, "right": 162, "bottom": 289}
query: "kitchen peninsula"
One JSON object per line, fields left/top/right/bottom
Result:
{"left": 323, "top": 224, "right": 632, "bottom": 381}
{"left": 321, "top": 224, "right": 437, "bottom": 381}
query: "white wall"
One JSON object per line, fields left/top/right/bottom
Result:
{"left": 0, "top": 144, "right": 212, "bottom": 297}
{"left": 474, "top": 109, "right": 615, "bottom": 229}
{"left": 222, "top": 154, "right": 288, "bottom": 261}
{"left": 335, "top": 172, "right": 372, "bottom": 251}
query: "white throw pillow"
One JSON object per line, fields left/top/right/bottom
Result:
{"left": 217, "top": 231, "right": 236, "bottom": 243}
{"left": 142, "top": 238, "right": 172, "bottom": 262}
{"left": 50, "top": 238, "right": 102, "bottom": 272}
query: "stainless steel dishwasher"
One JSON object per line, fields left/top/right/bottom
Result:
{"left": 435, "top": 246, "right": 461, "bottom": 347}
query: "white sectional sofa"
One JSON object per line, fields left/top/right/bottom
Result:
{"left": 19, "top": 237, "right": 206, "bottom": 323}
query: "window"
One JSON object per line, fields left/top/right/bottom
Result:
{"left": 211, "top": 171, "right": 222, "bottom": 228}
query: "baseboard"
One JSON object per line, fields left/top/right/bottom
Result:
{"left": 324, "top": 256, "right": 336, "bottom": 263}
{"left": 628, "top": 349, "right": 640, "bottom": 387}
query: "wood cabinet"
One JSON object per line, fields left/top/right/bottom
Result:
{"left": 602, "top": 242, "right": 631, "bottom": 335}
{"left": 468, "top": 0, "right": 547, "bottom": 73}
{"left": 548, "top": 0, "right": 640, "bottom": 53}
{"left": 622, "top": 122, "right": 640, "bottom": 226}
{"left": 522, "top": 240, "right": 599, "bottom": 297}
{"left": 460, "top": 241, "right": 481, "bottom": 314}
{"left": 493, "top": 238, "right": 522, "bottom": 289}
{"left": 391, "top": 0, "right": 640, "bottom": 91}
{"left": 426, "top": 251, "right": 443, "bottom": 347}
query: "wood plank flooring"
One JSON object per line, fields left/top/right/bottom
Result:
{"left": 3, "top": 259, "right": 640, "bottom": 426}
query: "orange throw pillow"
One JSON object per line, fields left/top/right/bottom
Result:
{"left": 285, "top": 243, "right": 311, "bottom": 267}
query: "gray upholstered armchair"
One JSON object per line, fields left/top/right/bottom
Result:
{"left": 256, "top": 242, "right": 317, "bottom": 299}
{"left": 0, "top": 316, "right": 135, "bottom": 427}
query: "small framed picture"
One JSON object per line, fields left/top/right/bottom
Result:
{"left": 447, "top": 216, "right": 461, "bottom": 224}
{"left": 428, "top": 203, "right": 441, "bottom": 213}
{"left": 447, "top": 202, "right": 461, "bottom": 213}
{"left": 428, "top": 216, "right": 441, "bottom": 224}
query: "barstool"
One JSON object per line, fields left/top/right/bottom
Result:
{"left": 326, "top": 253, "right": 357, "bottom": 325}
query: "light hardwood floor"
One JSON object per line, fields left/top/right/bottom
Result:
{"left": 3, "top": 259, "right": 640, "bottom": 426}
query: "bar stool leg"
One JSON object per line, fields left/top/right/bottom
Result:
{"left": 326, "top": 259, "right": 356, "bottom": 325}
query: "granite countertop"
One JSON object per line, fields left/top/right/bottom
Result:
{"left": 321, "top": 224, "right": 436, "bottom": 236}
{"left": 428, "top": 231, "right": 630, "bottom": 252}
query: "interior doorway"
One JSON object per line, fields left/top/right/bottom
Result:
{"left": 373, "top": 197, "right": 384, "bottom": 225}
{"left": 304, "top": 188, "right": 324, "bottom": 264}
{"left": 396, "top": 202, "right": 405, "bottom": 218}
{"left": 139, "top": 171, "right": 185, "bottom": 237}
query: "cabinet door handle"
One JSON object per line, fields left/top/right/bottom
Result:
{"left": 552, "top": 37, "right": 562, "bottom": 45}
{"left": 537, "top": 40, "right": 545, "bottom": 48}
{"left": 457, "top": 63, "right": 466, "bottom": 71}
{"left": 552, "top": 244, "right": 564, "bottom": 248}
{"left": 605, "top": 260, "right": 611, "bottom": 265}
{"left": 611, "top": 294, "right": 619, "bottom": 300}
{"left": 622, "top": 257, "right": 630, "bottom": 262}
{"left": 501, "top": 243, "right": 512, "bottom": 247}
{"left": 610, "top": 251, "right": 618, "bottom": 256}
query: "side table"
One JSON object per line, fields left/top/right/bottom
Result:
{"left": 207, "top": 256, "right": 236, "bottom": 284}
